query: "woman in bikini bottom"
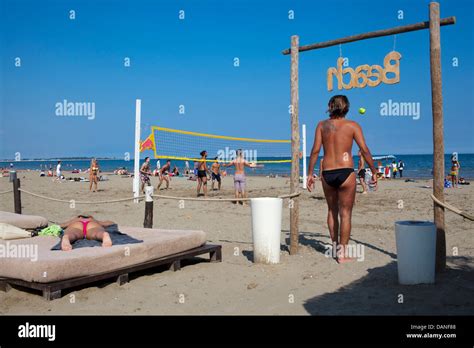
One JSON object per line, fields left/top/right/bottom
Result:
{"left": 59, "top": 215, "right": 114, "bottom": 251}
{"left": 322, "top": 168, "right": 354, "bottom": 188}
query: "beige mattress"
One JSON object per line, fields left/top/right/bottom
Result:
{"left": 0, "top": 211, "right": 49, "bottom": 230}
{"left": 0, "top": 226, "right": 206, "bottom": 283}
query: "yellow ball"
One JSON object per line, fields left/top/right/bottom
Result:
{"left": 359, "top": 107, "right": 366, "bottom": 115}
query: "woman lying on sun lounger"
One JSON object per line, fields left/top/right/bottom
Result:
{"left": 59, "top": 215, "right": 115, "bottom": 251}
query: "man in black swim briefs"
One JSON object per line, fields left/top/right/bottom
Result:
{"left": 196, "top": 150, "right": 210, "bottom": 197}
{"left": 307, "top": 95, "right": 377, "bottom": 263}
{"left": 211, "top": 157, "right": 222, "bottom": 190}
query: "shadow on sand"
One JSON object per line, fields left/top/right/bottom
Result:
{"left": 278, "top": 230, "right": 472, "bottom": 315}
{"left": 303, "top": 256, "right": 474, "bottom": 315}
{"left": 282, "top": 230, "right": 397, "bottom": 260}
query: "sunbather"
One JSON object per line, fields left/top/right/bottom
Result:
{"left": 59, "top": 215, "right": 115, "bottom": 251}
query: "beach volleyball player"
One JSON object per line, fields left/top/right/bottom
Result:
{"left": 307, "top": 95, "right": 377, "bottom": 263}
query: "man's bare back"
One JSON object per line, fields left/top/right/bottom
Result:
{"left": 319, "top": 118, "right": 358, "bottom": 170}
{"left": 232, "top": 157, "right": 247, "bottom": 174}
{"left": 308, "top": 116, "right": 376, "bottom": 181}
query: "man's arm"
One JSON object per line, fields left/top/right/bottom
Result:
{"left": 244, "top": 160, "right": 258, "bottom": 168}
{"left": 308, "top": 122, "right": 323, "bottom": 177}
{"left": 353, "top": 122, "right": 376, "bottom": 174}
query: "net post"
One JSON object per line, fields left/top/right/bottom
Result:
{"left": 290, "top": 35, "right": 300, "bottom": 255}
{"left": 302, "top": 124, "right": 307, "bottom": 190}
{"left": 133, "top": 99, "right": 141, "bottom": 203}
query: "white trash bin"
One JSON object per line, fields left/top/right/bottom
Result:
{"left": 250, "top": 197, "right": 283, "bottom": 264}
{"left": 395, "top": 220, "right": 436, "bottom": 285}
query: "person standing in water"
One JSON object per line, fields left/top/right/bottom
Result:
{"left": 397, "top": 159, "right": 404, "bottom": 178}
{"left": 391, "top": 160, "right": 398, "bottom": 179}
{"left": 307, "top": 95, "right": 377, "bottom": 263}
{"left": 89, "top": 158, "right": 100, "bottom": 192}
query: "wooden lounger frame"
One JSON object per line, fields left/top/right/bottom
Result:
{"left": 0, "top": 244, "right": 222, "bottom": 301}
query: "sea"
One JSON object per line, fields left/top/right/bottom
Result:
{"left": 2, "top": 154, "right": 473, "bottom": 179}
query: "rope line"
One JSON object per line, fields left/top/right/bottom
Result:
{"left": 0, "top": 189, "right": 13, "bottom": 195}
{"left": 152, "top": 191, "right": 300, "bottom": 202}
{"left": 431, "top": 194, "right": 474, "bottom": 221}
{"left": 16, "top": 188, "right": 300, "bottom": 204}
{"left": 19, "top": 188, "right": 144, "bottom": 204}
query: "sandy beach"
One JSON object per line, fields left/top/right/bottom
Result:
{"left": 0, "top": 171, "right": 473, "bottom": 315}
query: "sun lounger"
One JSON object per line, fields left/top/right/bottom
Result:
{"left": 0, "top": 226, "right": 221, "bottom": 300}
{"left": 0, "top": 211, "right": 48, "bottom": 230}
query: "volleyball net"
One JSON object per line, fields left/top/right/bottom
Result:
{"left": 140, "top": 126, "right": 291, "bottom": 164}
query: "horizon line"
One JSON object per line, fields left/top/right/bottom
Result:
{"left": 1, "top": 152, "right": 473, "bottom": 162}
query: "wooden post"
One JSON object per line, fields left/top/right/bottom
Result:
{"left": 144, "top": 186, "right": 154, "bottom": 228}
{"left": 289, "top": 35, "right": 300, "bottom": 255}
{"left": 429, "top": 2, "right": 446, "bottom": 272}
{"left": 12, "top": 174, "right": 22, "bottom": 214}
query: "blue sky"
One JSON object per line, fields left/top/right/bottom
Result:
{"left": 1, "top": 0, "right": 473, "bottom": 159}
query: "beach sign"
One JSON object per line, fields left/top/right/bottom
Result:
{"left": 327, "top": 51, "right": 401, "bottom": 91}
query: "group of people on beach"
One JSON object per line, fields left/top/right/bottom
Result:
{"left": 50, "top": 159, "right": 101, "bottom": 192}
{"left": 195, "top": 150, "right": 258, "bottom": 201}
{"left": 356, "top": 157, "right": 406, "bottom": 194}
{"left": 139, "top": 149, "right": 257, "bottom": 203}
{"left": 380, "top": 160, "right": 405, "bottom": 179}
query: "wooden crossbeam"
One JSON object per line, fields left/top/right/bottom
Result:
{"left": 281, "top": 16, "right": 455, "bottom": 55}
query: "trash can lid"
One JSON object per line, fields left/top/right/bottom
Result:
{"left": 395, "top": 220, "right": 434, "bottom": 227}
{"left": 250, "top": 197, "right": 282, "bottom": 202}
